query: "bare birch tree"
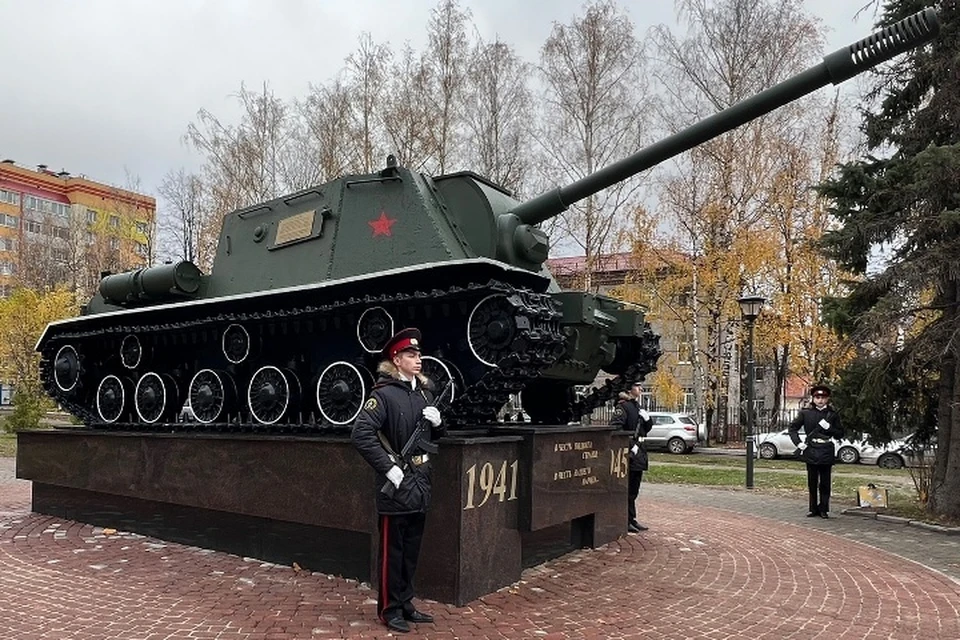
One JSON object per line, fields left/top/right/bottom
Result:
{"left": 345, "top": 33, "right": 391, "bottom": 173}
{"left": 185, "top": 82, "right": 292, "bottom": 214}
{"left": 114, "top": 171, "right": 156, "bottom": 269}
{"left": 382, "top": 44, "right": 436, "bottom": 172}
{"left": 157, "top": 168, "right": 221, "bottom": 271}
{"left": 648, "top": 0, "right": 825, "bottom": 437}
{"left": 537, "top": 0, "right": 650, "bottom": 290}
{"left": 60, "top": 211, "right": 94, "bottom": 295}
{"left": 299, "top": 76, "right": 359, "bottom": 181}
{"left": 464, "top": 36, "right": 533, "bottom": 196}
{"left": 424, "top": 0, "right": 471, "bottom": 174}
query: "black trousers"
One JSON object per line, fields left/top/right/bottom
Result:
{"left": 806, "top": 463, "right": 833, "bottom": 513}
{"left": 377, "top": 512, "right": 426, "bottom": 622}
{"left": 628, "top": 469, "right": 644, "bottom": 524}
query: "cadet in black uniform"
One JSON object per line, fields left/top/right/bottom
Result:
{"left": 788, "top": 384, "right": 844, "bottom": 518}
{"left": 611, "top": 381, "right": 653, "bottom": 533}
{"left": 351, "top": 328, "right": 445, "bottom": 634}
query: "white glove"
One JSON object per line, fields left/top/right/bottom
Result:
{"left": 422, "top": 406, "right": 441, "bottom": 427}
{"left": 386, "top": 465, "right": 404, "bottom": 489}
{"left": 819, "top": 419, "right": 830, "bottom": 431}
{"left": 797, "top": 442, "right": 808, "bottom": 451}
{"left": 631, "top": 444, "right": 639, "bottom": 455}
{"left": 639, "top": 409, "right": 650, "bottom": 421}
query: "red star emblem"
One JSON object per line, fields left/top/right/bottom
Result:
{"left": 368, "top": 212, "right": 397, "bottom": 237}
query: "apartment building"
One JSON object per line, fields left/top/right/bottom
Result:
{"left": 0, "top": 159, "right": 155, "bottom": 298}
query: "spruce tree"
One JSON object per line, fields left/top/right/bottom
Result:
{"left": 818, "top": 0, "right": 960, "bottom": 518}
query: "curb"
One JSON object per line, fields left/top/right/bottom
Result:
{"left": 841, "top": 507, "right": 960, "bottom": 536}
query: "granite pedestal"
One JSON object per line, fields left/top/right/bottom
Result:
{"left": 17, "top": 425, "right": 629, "bottom": 605}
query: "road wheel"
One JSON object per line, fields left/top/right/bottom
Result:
{"left": 758, "top": 442, "right": 777, "bottom": 459}
{"left": 248, "top": 366, "right": 298, "bottom": 425}
{"left": 135, "top": 372, "right": 177, "bottom": 424}
{"left": 838, "top": 446, "right": 860, "bottom": 464}
{"left": 667, "top": 437, "right": 687, "bottom": 454}
{"left": 877, "top": 452, "right": 904, "bottom": 469}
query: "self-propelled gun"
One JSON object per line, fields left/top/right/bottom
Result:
{"left": 37, "top": 9, "right": 939, "bottom": 430}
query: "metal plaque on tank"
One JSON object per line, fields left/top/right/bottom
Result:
{"left": 275, "top": 210, "right": 316, "bottom": 245}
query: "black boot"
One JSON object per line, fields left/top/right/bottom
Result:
{"left": 404, "top": 610, "right": 434, "bottom": 624}
{"left": 385, "top": 616, "right": 410, "bottom": 633}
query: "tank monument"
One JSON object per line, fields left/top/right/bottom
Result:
{"left": 18, "top": 9, "right": 940, "bottom": 605}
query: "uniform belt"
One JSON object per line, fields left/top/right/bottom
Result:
{"left": 410, "top": 454, "right": 430, "bottom": 465}
{"left": 810, "top": 438, "right": 830, "bottom": 444}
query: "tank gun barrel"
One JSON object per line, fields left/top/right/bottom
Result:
{"left": 511, "top": 8, "right": 940, "bottom": 227}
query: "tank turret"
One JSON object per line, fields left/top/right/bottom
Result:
{"left": 37, "top": 9, "right": 939, "bottom": 428}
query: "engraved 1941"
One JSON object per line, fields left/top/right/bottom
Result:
{"left": 463, "top": 460, "right": 519, "bottom": 510}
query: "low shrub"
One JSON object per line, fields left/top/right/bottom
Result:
{"left": 3, "top": 393, "right": 47, "bottom": 433}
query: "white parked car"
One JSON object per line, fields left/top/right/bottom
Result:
{"left": 756, "top": 428, "right": 864, "bottom": 463}
{"left": 757, "top": 428, "right": 936, "bottom": 468}
{"left": 645, "top": 412, "right": 701, "bottom": 454}
{"left": 857, "top": 432, "right": 936, "bottom": 469}
{"left": 856, "top": 440, "right": 908, "bottom": 469}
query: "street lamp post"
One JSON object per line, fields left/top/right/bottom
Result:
{"left": 738, "top": 295, "right": 765, "bottom": 489}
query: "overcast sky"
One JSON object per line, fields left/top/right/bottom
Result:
{"left": 0, "top": 0, "right": 875, "bottom": 199}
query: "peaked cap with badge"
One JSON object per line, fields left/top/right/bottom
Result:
{"left": 383, "top": 327, "right": 422, "bottom": 360}
{"left": 810, "top": 384, "right": 831, "bottom": 397}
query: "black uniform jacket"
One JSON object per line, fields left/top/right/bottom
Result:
{"left": 788, "top": 404, "right": 844, "bottom": 466}
{"left": 611, "top": 396, "right": 652, "bottom": 471}
{"left": 351, "top": 374, "right": 445, "bottom": 514}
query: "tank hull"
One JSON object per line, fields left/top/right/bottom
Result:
{"left": 39, "top": 259, "right": 572, "bottom": 429}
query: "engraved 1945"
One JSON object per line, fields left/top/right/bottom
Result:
{"left": 610, "top": 447, "right": 629, "bottom": 479}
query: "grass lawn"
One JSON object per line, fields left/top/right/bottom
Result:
{"left": 0, "top": 434, "right": 16, "bottom": 457}
{"left": 646, "top": 452, "right": 933, "bottom": 522}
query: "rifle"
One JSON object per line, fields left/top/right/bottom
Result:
{"left": 380, "top": 379, "right": 454, "bottom": 498}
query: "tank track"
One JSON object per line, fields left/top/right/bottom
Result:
{"left": 572, "top": 326, "right": 662, "bottom": 419}
{"left": 38, "top": 280, "right": 565, "bottom": 431}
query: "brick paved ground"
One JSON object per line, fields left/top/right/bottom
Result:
{"left": 2, "top": 457, "right": 959, "bottom": 640}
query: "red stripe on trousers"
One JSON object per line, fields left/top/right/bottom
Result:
{"left": 378, "top": 514, "right": 389, "bottom": 622}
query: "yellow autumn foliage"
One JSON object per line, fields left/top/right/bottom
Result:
{"left": 646, "top": 369, "right": 685, "bottom": 409}
{"left": 0, "top": 286, "right": 80, "bottom": 396}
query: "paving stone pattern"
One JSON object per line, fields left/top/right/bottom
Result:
{"left": 1, "top": 457, "right": 958, "bottom": 639}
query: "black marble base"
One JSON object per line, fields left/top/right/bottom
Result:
{"left": 17, "top": 426, "right": 629, "bottom": 605}
{"left": 32, "top": 483, "right": 370, "bottom": 578}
